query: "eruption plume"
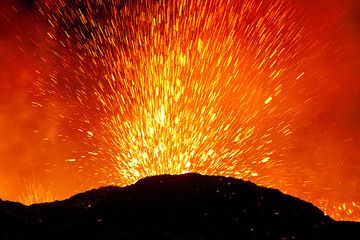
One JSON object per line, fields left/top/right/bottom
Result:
{"left": 0, "top": 0, "right": 359, "bottom": 220}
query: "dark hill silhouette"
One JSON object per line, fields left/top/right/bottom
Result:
{"left": 0, "top": 173, "right": 359, "bottom": 239}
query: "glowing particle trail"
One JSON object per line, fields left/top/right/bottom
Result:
{"left": 18, "top": 178, "right": 54, "bottom": 206}
{"left": 265, "top": 97, "right": 273, "bottom": 105}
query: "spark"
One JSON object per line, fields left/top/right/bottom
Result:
{"left": 264, "top": 97, "right": 273, "bottom": 105}
{"left": 66, "top": 158, "right": 77, "bottom": 162}
{"left": 18, "top": 178, "right": 54, "bottom": 206}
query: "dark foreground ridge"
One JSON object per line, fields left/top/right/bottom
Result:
{"left": 0, "top": 173, "right": 359, "bottom": 239}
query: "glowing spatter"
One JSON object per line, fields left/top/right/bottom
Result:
{"left": 39, "top": 0, "right": 303, "bottom": 185}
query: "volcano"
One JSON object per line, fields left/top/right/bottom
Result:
{"left": 0, "top": 173, "right": 359, "bottom": 239}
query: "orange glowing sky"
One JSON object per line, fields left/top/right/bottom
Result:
{"left": 0, "top": 0, "right": 359, "bottom": 221}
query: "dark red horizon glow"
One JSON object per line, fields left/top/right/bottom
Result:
{"left": 0, "top": 0, "right": 359, "bottom": 221}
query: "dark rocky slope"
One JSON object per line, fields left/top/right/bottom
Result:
{"left": 0, "top": 173, "right": 359, "bottom": 239}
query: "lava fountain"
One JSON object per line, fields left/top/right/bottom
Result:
{"left": 0, "top": 0, "right": 359, "bottom": 220}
